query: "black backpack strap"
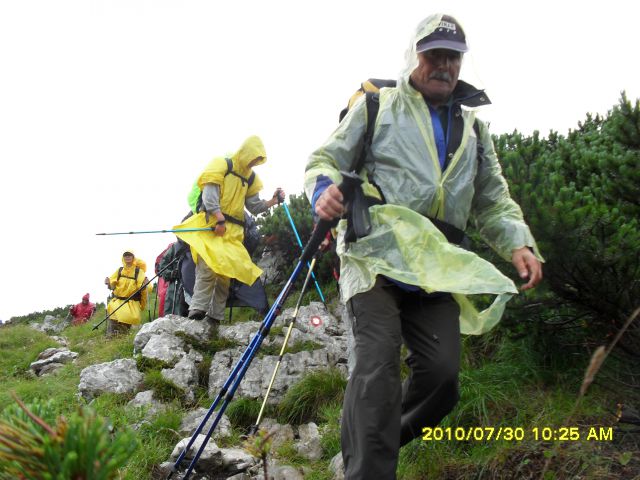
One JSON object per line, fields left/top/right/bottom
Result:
{"left": 224, "top": 157, "right": 254, "bottom": 187}
{"left": 473, "top": 119, "right": 484, "bottom": 166}
{"left": 350, "top": 91, "right": 380, "bottom": 173}
{"left": 117, "top": 267, "right": 123, "bottom": 281}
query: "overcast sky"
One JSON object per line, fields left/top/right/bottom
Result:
{"left": 1, "top": 1, "right": 638, "bottom": 321}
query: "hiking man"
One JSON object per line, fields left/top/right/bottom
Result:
{"left": 305, "top": 14, "right": 543, "bottom": 479}
{"left": 174, "top": 135, "right": 283, "bottom": 330}
{"left": 104, "top": 250, "right": 147, "bottom": 336}
{"left": 69, "top": 293, "right": 96, "bottom": 326}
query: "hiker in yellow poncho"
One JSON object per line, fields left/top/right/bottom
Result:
{"left": 104, "top": 250, "right": 147, "bottom": 336}
{"left": 305, "top": 14, "right": 543, "bottom": 479}
{"left": 174, "top": 135, "right": 283, "bottom": 329}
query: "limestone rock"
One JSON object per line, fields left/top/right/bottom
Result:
{"left": 169, "top": 436, "right": 223, "bottom": 472}
{"left": 329, "top": 452, "right": 345, "bottom": 480}
{"left": 258, "top": 418, "right": 295, "bottom": 450}
{"left": 30, "top": 315, "right": 67, "bottom": 335}
{"left": 78, "top": 358, "right": 143, "bottom": 400}
{"left": 295, "top": 422, "right": 322, "bottom": 461}
{"left": 134, "top": 314, "right": 214, "bottom": 352}
{"left": 30, "top": 347, "right": 78, "bottom": 376}
{"left": 179, "top": 408, "right": 232, "bottom": 439}
{"left": 141, "top": 332, "right": 186, "bottom": 364}
{"left": 127, "top": 390, "right": 167, "bottom": 416}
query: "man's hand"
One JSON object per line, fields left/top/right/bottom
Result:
{"left": 511, "top": 247, "right": 543, "bottom": 291}
{"left": 214, "top": 222, "right": 226, "bottom": 236}
{"left": 104, "top": 277, "right": 110, "bottom": 287}
{"left": 267, "top": 188, "right": 285, "bottom": 208}
{"left": 315, "top": 184, "right": 344, "bottom": 221}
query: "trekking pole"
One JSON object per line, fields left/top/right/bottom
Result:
{"left": 168, "top": 172, "right": 363, "bottom": 480}
{"left": 152, "top": 282, "right": 158, "bottom": 319}
{"left": 93, "top": 257, "right": 179, "bottom": 331}
{"left": 171, "top": 280, "right": 179, "bottom": 314}
{"left": 95, "top": 227, "right": 215, "bottom": 236}
{"left": 249, "top": 254, "right": 319, "bottom": 435}
{"left": 282, "top": 201, "right": 327, "bottom": 306}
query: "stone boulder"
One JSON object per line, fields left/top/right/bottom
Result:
{"left": 134, "top": 315, "right": 215, "bottom": 353}
{"left": 127, "top": 390, "right": 168, "bottom": 417}
{"left": 78, "top": 358, "right": 143, "bottom": 400}
{"left": 295, "top": 422, "right": 322, "bottom": 461}
{"left": 169, "top": 436, "right": 224, "bottom": 472}
{"left": 30, "top": 347, "right": 78, "bottom": 376}
{"left": 179, "top": 408, "right": 232, "bottom": 439}
{"left": 209, "top": 348, "right": 333, "bottom": 402}
{"left": 329, "top": 452, "right": 345, "bottom": 480}
{"left": 258, "top": 418, "right": 295, "bottom": 450}
{"left": 169, "top": 437, "right": 257, "bottom": 476}
{"left": 141, "top": 332, "right": 187, "bottom": 364}
{"left": 30, "top": 315, "right": 68, "bottom": 335}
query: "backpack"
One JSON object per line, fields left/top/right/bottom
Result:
{"left": 193, "top": 158, "right": 256, "bottom": 222}
{"left": 339, "top": 78, "right": 484, "bottom": 245}
{"left": 116, "top": 266, "right": 142, "bottom": 301}
{"left": 340, "top": 78, "right": 484, "bottom": 175}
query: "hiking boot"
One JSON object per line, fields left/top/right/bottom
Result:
{"left": 188, "top": 309, "right": 206, "bottom": 320}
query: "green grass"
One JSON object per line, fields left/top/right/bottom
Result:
{"left": 1, "top": 288, "right": 636, "bottom": 479}
{"left": 258, "top": 340, "right": 324, "bottom": 357}
{"left": 278, "top": 368, "right": 347, "bottom": 425}
{"left": 143, "top": 370, "right": 185, "bottom": 403}
{"left": 226, "top": 397, "right": 264, "bottom": 430}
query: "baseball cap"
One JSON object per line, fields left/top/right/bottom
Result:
{"left": 416, "top": 14, "right": 468, "bottom": 54}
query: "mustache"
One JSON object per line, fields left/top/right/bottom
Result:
{"left": 429, "top": 71, "right": 451, "bottom": 82}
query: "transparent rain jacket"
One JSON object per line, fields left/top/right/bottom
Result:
{"left": 305, "top": 18, "right": 541, "bottom": 334}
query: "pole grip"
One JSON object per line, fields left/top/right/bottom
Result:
{"left": 299, "top": 171, "right": 362, "bottom": 265}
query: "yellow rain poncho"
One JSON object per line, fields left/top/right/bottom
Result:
{"left": 107, "top": 251, "right": 147, "bottom": 325}
{"left": 174, "top": 136, "right": 265, "bottom": 286}
{"left": 305, "top": 17, "right": 543, "bottom": 335}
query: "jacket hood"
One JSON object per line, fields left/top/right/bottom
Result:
{"left": 82, "top": 293, "right": 90, "bottom": 301}
{"left": 402, "top": 14, "right": 458, "bottom": 80}
{"left": 399, "top": 14, "right": 490, "bottom": 108}
{"left": 121, "top": 250, "right": 136, "bottom": 267}
{"left": 232, "top": 135, "right": 266, "bottom": 171}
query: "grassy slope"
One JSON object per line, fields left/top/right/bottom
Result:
{"left": 1, "top": 302, "right": 638, "bottom": 479}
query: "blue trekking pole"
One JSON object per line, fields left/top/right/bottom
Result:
{"left": 281, "top": 201, "right": 326, "bottom": 306}
{"left": 168, "top": 172, "right": 363, "bottom": 480}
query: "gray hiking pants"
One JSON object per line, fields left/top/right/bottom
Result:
{"left": 189, "top": 259, "right": 230, "bottom": 321}
{"left": 342, "top": 276, "right": 461, "bottom": 480}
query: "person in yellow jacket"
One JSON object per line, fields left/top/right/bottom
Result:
{"left": 174, "top": 135, "right": 283, "bottom": 329}
{"left": 104, "top": 250, "right": 147, "bottom": 336}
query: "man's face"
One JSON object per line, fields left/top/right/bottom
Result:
{"left": 123, "top": 254, "right": 134, "bottom": 266}
{"left": 248, "top": 156, "right": 264, "bottom": 168}
{"left": 410, "top": 49, "right": 462, "bottom": 105}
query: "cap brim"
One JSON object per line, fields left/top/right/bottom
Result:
{"left": 416, "top": 40, "right": 468, "bottom": 53}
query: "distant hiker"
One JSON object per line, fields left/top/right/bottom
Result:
{"left": 156, "top": 241, "right": 189, "bottom": 316}
{"left": 154, "top": 243, "right": 173, "bottom": 317}
{"left": 173, "top": 135, "right": 283, "bottom": 330}
{"left": 104, "top": 250, "right": 147, "bottom": 336}
{"left": 180, "top": 211, "right": 268, "bottom": 316}
{"left": 305, "top": 14, "right": 543, "bottom": 479}
{"left": 69, "top": 293, "right": 96, "bottom": 326}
